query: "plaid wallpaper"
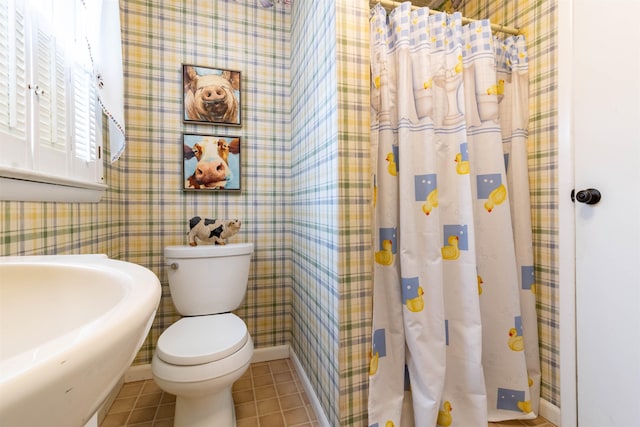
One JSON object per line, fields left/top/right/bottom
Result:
{"left": 290, "top": 0, "right": 341, "bottom": 423}
{"left": 118, "top": 0, "right": 293, "bottom": 363}
{"left": 459, "top": 0, "right": 560, "bottom": 407}
{"left": 290, "top": 1, "right": 371, "bottom": 425}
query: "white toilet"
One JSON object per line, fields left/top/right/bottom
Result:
{"left": 152, "top": 243, "right": 254, "bottom": 427}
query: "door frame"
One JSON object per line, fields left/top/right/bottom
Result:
{"left": 558, "top": 0, "right": 577, "bottom": 426}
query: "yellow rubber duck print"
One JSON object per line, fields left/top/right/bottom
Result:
{"left": 455, "top": 152, "right": 470, "bottom": 174}
{"left": 454, "top": 55, "right": 463, "bottom": 74}
{"left": 437, "top": 401, "right": 453, "bottom": 426}
{"left": 484, "top": 183, "right": 507, "bottom": 212}
{"left": 441, "top": 235, "right": 460, "bottom": 260}
{"left": 374, "top": 75, "right": 381, "bottom": 89}
{"left": 385, "top": 152, "right": 397, "bottom": 176}
{"left": 385, "top": 421, "right": 395, "bottom": 427}
{"left": 508, "top": 327, "right": 525, "bottom": 351}
{"left": 477, "top": 275, "right": 484, "bottom": 295}
{"left": 406, "top": 287, "right": 425, "bottom": 312}
{"left": 423, "top": 78, "right": 433, "bottom": 90}
{"left": 517, "top": 400, "right": 533, "bottom": 413}
{"left": 375, "top": 240, "right": 394, "bottom": 266}
{"left": 487, "top": 79, "right": 505, "bottom": 95}
{"left": 369, "top": 350, "right": 379, "bottom": 376}
{"left": 422, "top": 188, "right": 438, "bottom": 215}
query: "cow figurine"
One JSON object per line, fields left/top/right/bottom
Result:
{"left": 188, "top": 217, "right": 241, "bottom": 246}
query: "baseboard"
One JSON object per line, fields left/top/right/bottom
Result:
{"left": 540, "top": 398, "right": 561, "bottom": 426}
{"left": 251, "top": 344, "right": 290, "bottom": 363}
{"left": 125, "top": 364, "right": 153, "bottom": 382}
{"left": 289, "top": 349, "right": 331, "bottom": 427}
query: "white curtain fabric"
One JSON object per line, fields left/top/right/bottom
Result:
{"left": 368, "top": 3, "right": 540, "bottom": 426}
{"left": 84, "top": 0, "right": 126, "bottom": 162}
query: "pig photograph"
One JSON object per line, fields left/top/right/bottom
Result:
{"left": 183, "top": 134, "right": 241, "bottom": 191}
{"left": 183, "top": 64, "right": 241, "bottom": 125}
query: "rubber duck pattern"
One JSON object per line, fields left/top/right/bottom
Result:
{"left": 477, "top": 173, "right": 507, "bottom": 213}
{"left": 375, "top": 227, "right": 396, "bottom": 266}
{"left": 455, "top": 142, "right": 470, "bottom": 175}
{"left": 441, "top": 224, "right": 468, "bottom": 261}
{"left": 496, "top": 387, "right": 529, "bottom": 413}
{"left": 507, "top": 316, "right": 524, "bottom": 352}
{"left": 521, "top": 265, "right": 536, "bottom": 294}
{"left": 436, "top": 401, "right": 453, "bottom": 426}
{"left": 402, "top": 277, "right": 425, "bottom": 313}
{"left": 414, "top": 173, "right": 438, "bottom": 216}
{"left": 369, "top": 328, "right": 387, "bottom": 376}
{"left": 386, "top": 152, "right": 398, "bottom": 176}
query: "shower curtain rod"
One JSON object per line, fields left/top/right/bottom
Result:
{"left": 370, "top": 0, "right": 521, "bottom": 36}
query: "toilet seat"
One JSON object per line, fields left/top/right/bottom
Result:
{"left": 156, "top": 313, "right": 248, "bottom": 366}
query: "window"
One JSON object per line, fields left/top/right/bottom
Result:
{"left": 0, "top": 0, "right": 105, "bottom": 202}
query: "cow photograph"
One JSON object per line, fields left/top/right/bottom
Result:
{"left": 183, "top": 64, "right": 241, "bottom": 126}
{"left": 183, "top": 134, "right": 241, "bottom": 192}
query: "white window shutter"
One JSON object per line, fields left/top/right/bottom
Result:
{"left": 0, "top": 0, "right": 29, "bottom": 169}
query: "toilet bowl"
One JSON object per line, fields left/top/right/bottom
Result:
{"left": 151, "top": 243, "right": 254, "bottom": 427}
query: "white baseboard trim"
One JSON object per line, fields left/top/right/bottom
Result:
{"left": 251, "top": 344, "right": 290, "bottom": 363}
{"left": 124, "top": 345, "right": 292, "bottom": 382}
{"left": 125, "top": 364, "right": 153, "bottom": 382}
{"left": 540, "top": 398, "right": 561, "bottom": 426}
{"left": 289, "top": 349, "right": 331, "bottom": 427}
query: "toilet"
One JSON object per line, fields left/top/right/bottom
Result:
{"left": 152, "top": 243, "right": 254, "bottom": 427}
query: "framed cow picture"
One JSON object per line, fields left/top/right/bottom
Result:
{"left": 182, "top": 64, "right": 241, "bottom": 126}
{"left": 183, "top": 134, "right": 241, "bottom": 192}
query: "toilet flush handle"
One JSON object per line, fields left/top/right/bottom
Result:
{"left": 169, "top": 262, "right": 179, "bottom": 270}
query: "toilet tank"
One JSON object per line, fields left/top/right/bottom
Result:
{"left": 164, "top": 243, "right": 253, "bottom": 316}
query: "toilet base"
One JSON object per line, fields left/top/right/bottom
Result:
{"left": 174, "top": 385, "right": 235, "bottom": 427}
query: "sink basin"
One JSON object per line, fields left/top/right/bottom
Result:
{"left": 0, "top": 254, "right": 161, "bottom": 427}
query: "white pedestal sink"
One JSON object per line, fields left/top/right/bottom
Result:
{"left": 0, "top": 254, "right": 161, "bottom": 427}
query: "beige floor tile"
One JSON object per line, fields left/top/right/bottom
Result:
{"left": 135, "top": 391, "right": 162, "bottom": 408}
{"left": 101, "top": 359, "right": 555, "bottom": 427}
{"left": 276, "top": 380, "right": 299, "bottom": 396}
{"left": 126, "top": 407, "right": 155, "bottom": 424}
{"left": 283, "top": 406, "right": 309, "bottom": 425}
{"left": 155, "top": 403, "right": 175, "bottom": 420}
{"left": 108, "top": 396, "right": 137, "bottom": 413}
{"left": 251, "top": 362, "right": 271, "bottom": 376}
{"left": 257, "top": 397, "right": 281, "bottom": 415}
{"left": 253, "top": 373, "right": 275, "bottom": 387}
{"left": 236, "top": 401, "right": 258, "bottom": 419}
{"left": 260, "top": 411, "right": 286, "bottom": 427}
{"left": 254, "top": 384, "right": 277, "bottom": 400}
{"left": 233, "top": 388, "right": 255, "bottom": 404}
{"left": 237, "top": 416, "right": 260, "bottom": 427}
{"left": 100, "top": 411, "right": 129, "bottom": 427}
{"left": 280, "top": 393, "right": 304, "bottom": 410}
{"left": 270, "top": 359, "right": 291, "bottom": 373}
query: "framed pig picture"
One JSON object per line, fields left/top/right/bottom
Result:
{"left": 182, "top": 64, "right": 241, "bottom": 126}
{"left": 183, "top": 134, "right": 241, "bottom": 192}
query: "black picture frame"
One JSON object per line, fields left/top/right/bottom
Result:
{"left": 182, "top": 64, "right": 242, "bottom": 126}
{"left": 183, "top": 133, "right": 241, "bottom": 192}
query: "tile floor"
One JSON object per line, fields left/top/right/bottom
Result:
{"left": 100, "top": 358, "right": 555, "bottom": 427}
{"left": 100, "top": 358, "right": 318, "bottom": 427}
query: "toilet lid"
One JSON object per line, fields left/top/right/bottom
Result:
{"left": 156, "top": 313, "right": 248, "bottom": 366}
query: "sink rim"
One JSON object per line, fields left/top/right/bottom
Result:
{"left": 0, "top": 254, "right": 161, "bottom": 427}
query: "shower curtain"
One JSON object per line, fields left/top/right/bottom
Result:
{"left": 368, "top": 3, "right": 540, "bottom": 426}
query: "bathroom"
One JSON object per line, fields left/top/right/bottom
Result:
{"left": 1, "top": 0, "right": 638, "bottom": 426}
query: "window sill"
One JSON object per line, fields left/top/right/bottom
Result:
{"left": 0, "top": 167, "right": 107, "bottom": 203}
